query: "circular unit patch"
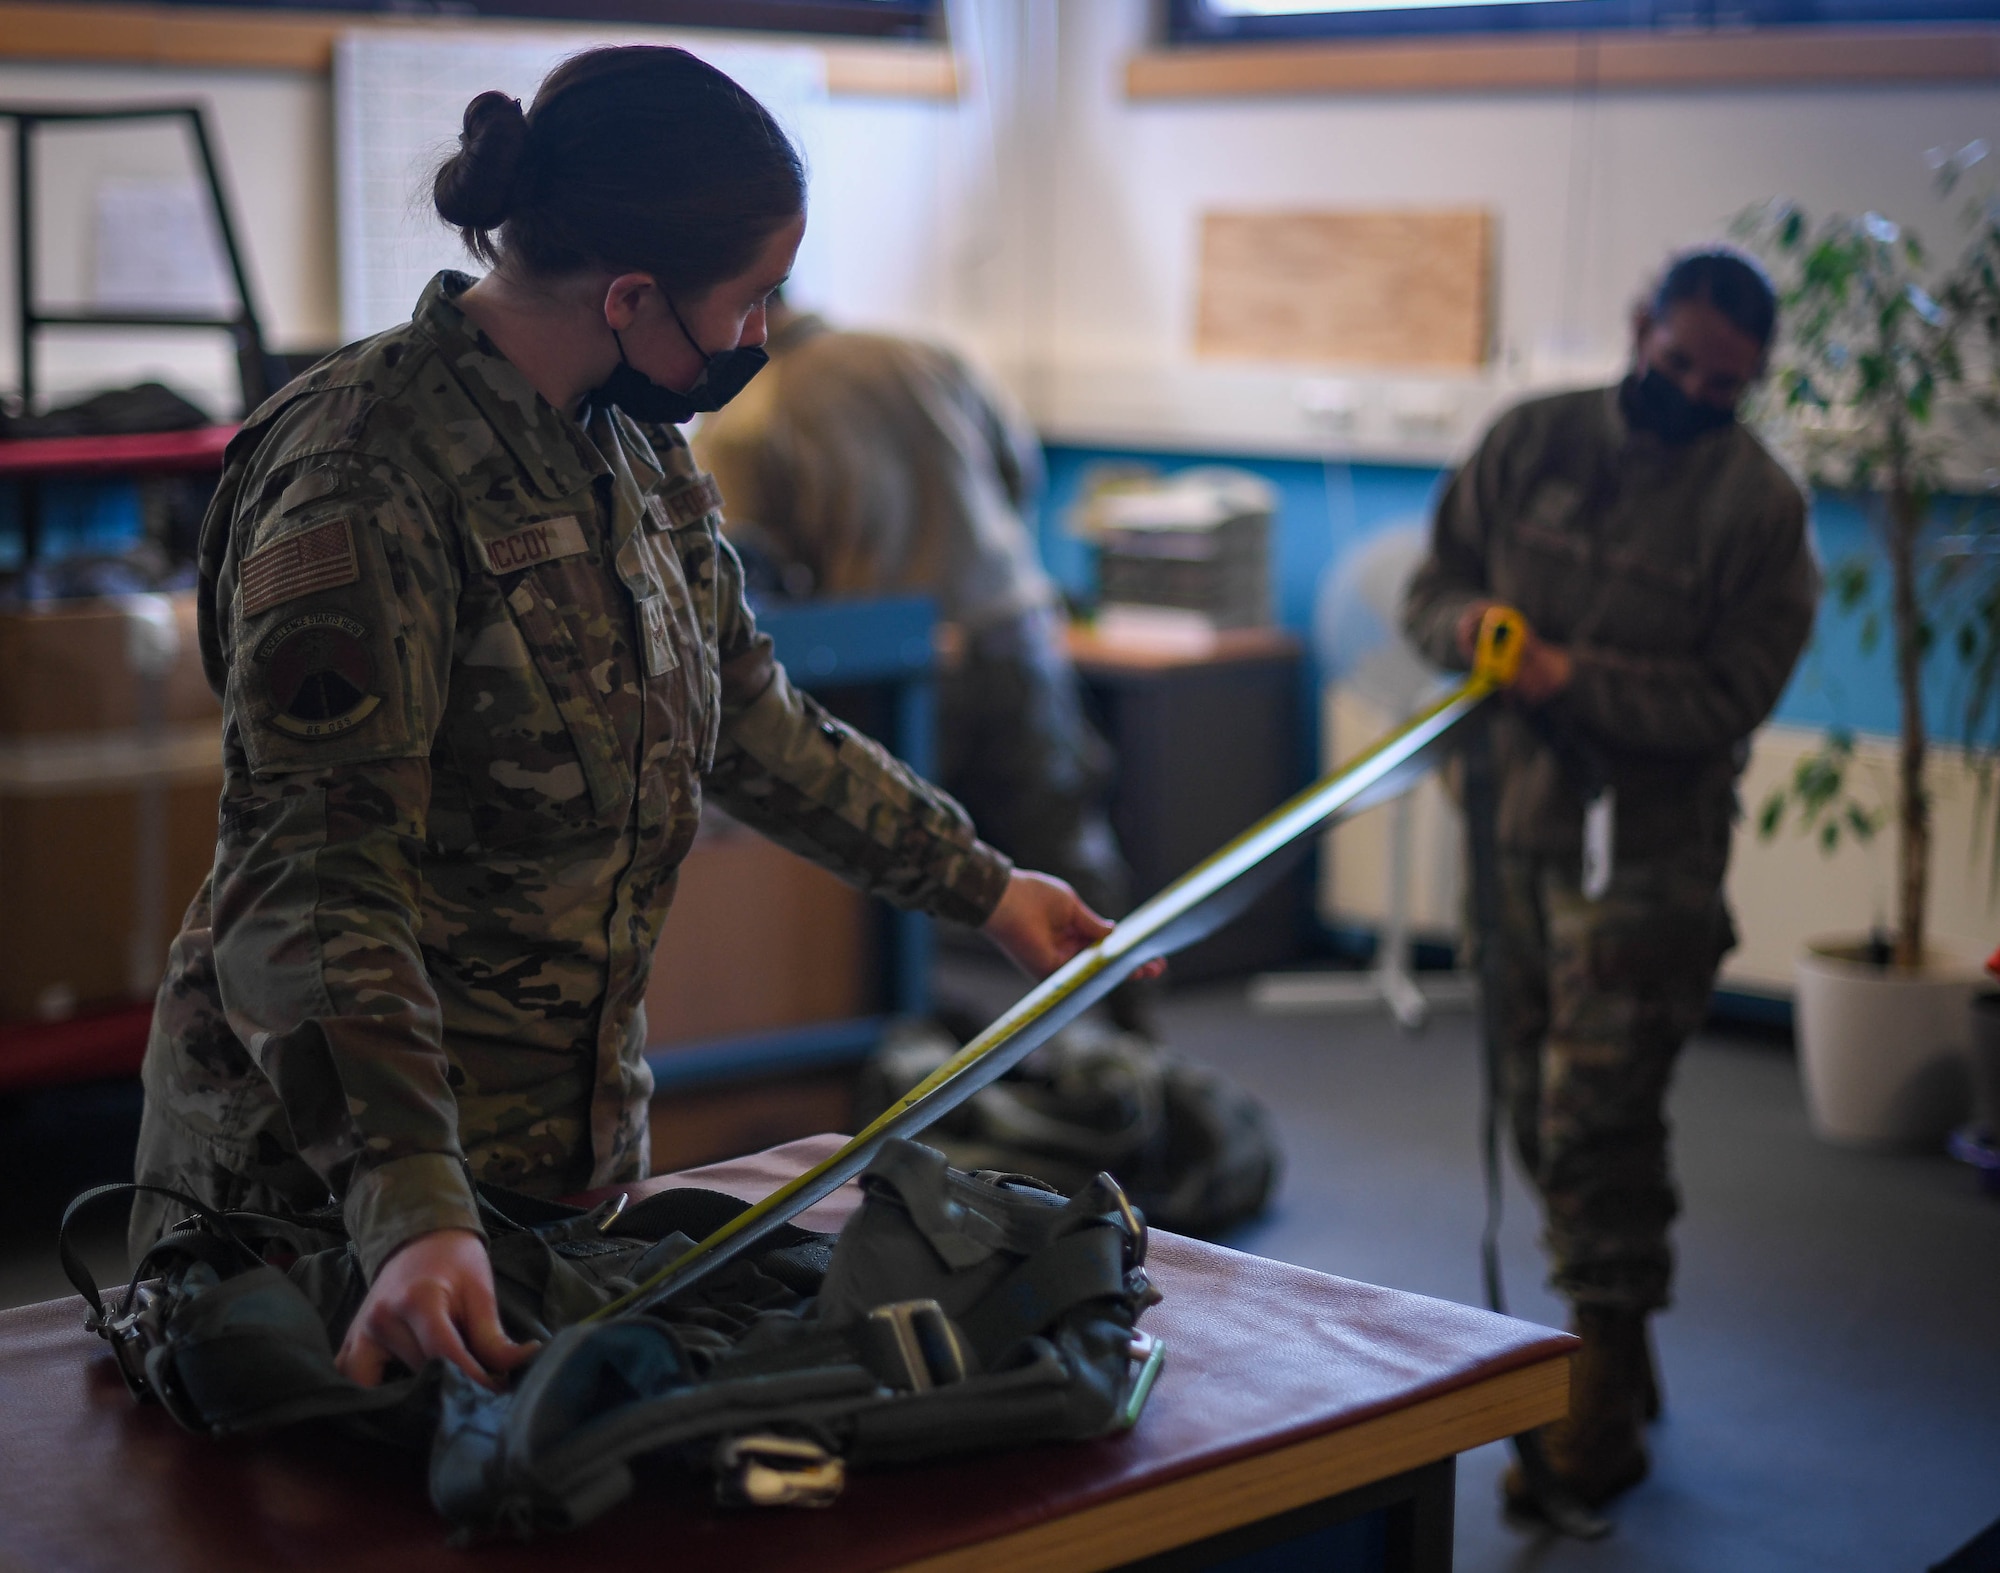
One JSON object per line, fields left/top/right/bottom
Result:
{"left": 257, "top": 612, "right": 382, "bottom": 739}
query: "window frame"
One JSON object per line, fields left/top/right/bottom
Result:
{"left": 1167, "top": 0, "right": 2000, "bottom": 43}
{"left": 156, "top": 0, "right": 943, "bottom": 41}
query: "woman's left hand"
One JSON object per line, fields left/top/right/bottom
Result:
{"left": 981, "top": 870, "right": 1165, "bottom": 981}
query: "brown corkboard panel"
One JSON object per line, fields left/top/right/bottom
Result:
{"left": 1196, "top": 209, "right": 1493, "bottom": 370}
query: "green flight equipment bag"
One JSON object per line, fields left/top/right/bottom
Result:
{"left": 858, "top": 1022, "right": 1280, "bottom": 1239}
{"left": 61, "top": 1138, "right": 1164, "bottom": 1541}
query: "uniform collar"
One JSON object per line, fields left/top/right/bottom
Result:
{"left": 415, "top": 271, "right": 608, "bottom": 504}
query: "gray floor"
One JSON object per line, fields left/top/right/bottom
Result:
{"left": 932, "top": 957, "right": 2000, "bottom": 1573}
{"left": 6, "top": 966, "right": 1998, "bottom": 1571}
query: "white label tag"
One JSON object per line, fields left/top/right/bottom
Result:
{"left": 1582, "top": 788, "right": 1615, "bottom": 901}
{"left": 640, "top": 595, "right": 677, "bottom": 677}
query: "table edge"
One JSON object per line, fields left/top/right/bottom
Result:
{"left": 887, "top": 1352, "right": 1569, "bottom": 1573}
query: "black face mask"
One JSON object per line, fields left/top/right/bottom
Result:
{"left": 591, "top": 300, "right": 768, "bottom": 425}
{"left": 1620, "top": 366, "right": 1736, "bottom": 445}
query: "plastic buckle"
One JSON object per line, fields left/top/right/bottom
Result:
{"left": 1117, "top": 1328, "right": 1167, "bottom": 1431}
{"left": 862, "top": 1298, "right": 970, "bottom": 1393}
{"left": 713, "top": 1434, "right": 846, "bottom": 1509}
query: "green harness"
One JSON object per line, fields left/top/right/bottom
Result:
{"left": 62, "top": 1139, "right": 1162, "bottom": 1542}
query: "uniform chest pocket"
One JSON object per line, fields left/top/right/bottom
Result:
{"left": 1500, "top": 519, "right": 1592, "bottom": 637}
{"left": 494, "top": 576, "right": 633, "bottom": 818}
{"left": 642, "top": 518, "right": 723, "bottom": 771}
{"left": 1592, "top": 544, "right": 1705, "bottom": 652}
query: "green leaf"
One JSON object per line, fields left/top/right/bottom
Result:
{"left": 1860, "top": 611, "right": 1880, "bottom": 655}
{"left": 1759, "top": 793, "right": 1785, "bottom": 838}
{"left": 1821, "top": 820, "right": 1840, "bottom": 853}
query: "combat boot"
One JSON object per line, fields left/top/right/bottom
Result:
{"left": 1503, "top": 1305, "right": 1651, "bottom": 1515}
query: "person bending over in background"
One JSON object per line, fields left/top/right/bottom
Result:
{"left": 694, "top": 296, "right": 1149, "bottom": 1032}
{"left": 130, "top": 46, "right": 1126, "bottom": 1393}
{"left": 1403, "top": 248, "right": 1819, "bottom": 1515}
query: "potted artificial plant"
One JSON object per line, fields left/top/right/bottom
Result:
{"left": 1742, "top": 144, "right": 2000, "bottom": 1147}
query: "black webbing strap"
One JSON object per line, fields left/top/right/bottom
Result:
{"left": 1460, "top": 712, "right": 1611, "bottom": 1542}
{"left": 952, "top": 1225, "right": 1127, "bottom": 1361}
{"left": 1462, "top": 713, "right": 1511, "bottom": 1319}
{"left": 58, "top": 1182, "right": 260, "bottom": 1324}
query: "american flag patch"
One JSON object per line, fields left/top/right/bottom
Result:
{"left": 239, "top": 519, "right": 359, "bottom": 617}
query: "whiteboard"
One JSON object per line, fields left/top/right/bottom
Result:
{"left": 333, "top": 26, "right": 969, "bottom": 345}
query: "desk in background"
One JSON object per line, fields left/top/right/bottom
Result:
{"left": 1069, "top": 625, "right": 1308, "bottom": 983}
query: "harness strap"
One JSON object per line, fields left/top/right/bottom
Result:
{"left": 954, "top": 1224, "right": 1127, "bottom": 1361}
{"left": 59, "top": 1182, "right": 262, "bottom": 1322}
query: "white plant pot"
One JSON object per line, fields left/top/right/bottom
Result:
{"left": 1794, "top": 940, "right": 1978, "bottom": 1148}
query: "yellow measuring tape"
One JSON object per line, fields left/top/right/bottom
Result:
{"left": 591, "top": 606, "right": 1526, "bottom": 1320}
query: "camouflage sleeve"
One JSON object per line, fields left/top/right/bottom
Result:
{"left": 700, "top": 529, "right": 1014, "bottom": 927}
{"left": 1561, "top": 487, "right": 1820, "bottom": 755}
{"left": 1403, "top": 411, "right": 1515, "bottom": 671}
{"left": 207, "top": 449, "right": 478, "bottom": 1279}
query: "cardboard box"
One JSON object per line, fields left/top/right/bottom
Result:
{"left": 0, "top": 593, "right": 222, "bottom": 1020}
{"left": 644, "top": 810, "right": 873, "bottom": 1051}
{"left": 0, "top": 594, "right": 215, "bottom": 736}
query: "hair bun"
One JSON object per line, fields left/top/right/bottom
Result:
{"left": 433, "top": 90, "right": 528, "bottom": 234}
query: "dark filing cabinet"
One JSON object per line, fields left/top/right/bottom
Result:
{"left": 1068, "top": 626, "right": 1307, "bottom": 983}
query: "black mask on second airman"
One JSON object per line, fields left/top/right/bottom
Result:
{"left": 1620, "top": 366, "right": 1736, "bottom": 445}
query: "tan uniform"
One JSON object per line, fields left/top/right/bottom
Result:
{"left": 1404, "top": 386, "right": 1817, "bottom": 1311}
{"left": 695, "top": 313, "right": 1054, "bottom": 632}
{"left": 133, "top": 274, "right": 1011, "bottom": 1276}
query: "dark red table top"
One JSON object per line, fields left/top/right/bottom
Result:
{"left": 0, "top": 1136, "right": 1572, "bottom": 1573}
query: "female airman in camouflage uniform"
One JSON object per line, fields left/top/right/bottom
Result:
{"left": 132, "top": 48, "right": 1119, "bottom": 1393}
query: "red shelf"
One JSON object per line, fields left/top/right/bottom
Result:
{"left": 0, "top": 425, "right": 237, "bottom": 477}
{"left": 0, "top": 1003, "right": 151, "bottom": 1093}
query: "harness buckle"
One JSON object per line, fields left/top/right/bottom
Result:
{"left": 862, "top": 1298, "right": 970, "bottom": 1392}
{"left": 1095, "top": 1171, "right": 1149, "bottom": 1269}
{"left": 713, "top": 1433, "right": 845, "bottom": 1509}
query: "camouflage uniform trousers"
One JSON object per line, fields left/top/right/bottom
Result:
{"left": 1488, "top": 846, "right": 1735, "bottom": 1314}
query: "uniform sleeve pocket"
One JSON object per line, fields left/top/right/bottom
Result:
{"left": 232, "top": 518, "right": 423, "bottom": 778}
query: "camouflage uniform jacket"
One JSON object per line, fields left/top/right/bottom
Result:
{"left": 693, "top": 313, "right": 1056, "bottom": 634}
{"left": 139, "top": 273, "right": 1012, "bottom": 1277}
{"left": 1403, "top": 386, "right": 1819, "bottom": 861}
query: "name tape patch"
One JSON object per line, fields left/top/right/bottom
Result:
{"left": 648, "top": 474, "right": 723, "bottom": 531}
{"left": 474, "top": 515, "right": 589, "bottom": 575}
{"left": 239, "top": 518, "right": 359, "bottom": 617}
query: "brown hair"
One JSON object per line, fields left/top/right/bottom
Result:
{"left": 433, "top": 45, "right": 805, "bottom": 298}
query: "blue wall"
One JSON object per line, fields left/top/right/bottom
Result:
{"left": 1040, "top": 442, "right": 1970, "bottom": 746}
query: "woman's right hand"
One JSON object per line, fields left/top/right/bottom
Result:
{"left": 335, "top": 1227, "right": 539, "bottom": 1388}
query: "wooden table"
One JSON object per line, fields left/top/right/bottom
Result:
{"left": 0, "top": 1137, "right": 1572, "bottom": 1573}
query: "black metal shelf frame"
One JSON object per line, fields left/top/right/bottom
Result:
{"left": 3, "top": 102, "right": 273, "bottom": 418}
